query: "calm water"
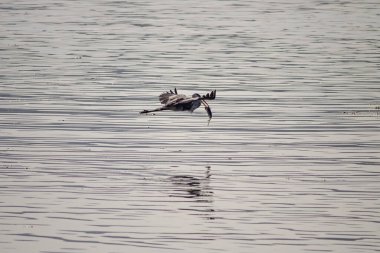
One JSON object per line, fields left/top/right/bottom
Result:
{"left": 1, "top": 0, "right": 379, "bottom": 252}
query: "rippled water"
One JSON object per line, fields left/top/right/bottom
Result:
{"left": 1, "top": 0, "right": 379, "bottom": 252}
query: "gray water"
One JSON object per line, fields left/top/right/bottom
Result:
{"left": 1, "top": 0, "right": 380, "bottom": 252}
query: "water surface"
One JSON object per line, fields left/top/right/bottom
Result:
{"left": 1, "top": 0, "right": 379, "bottom": 252}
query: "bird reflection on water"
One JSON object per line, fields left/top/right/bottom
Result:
{"left": 169, "top": 167, "right": 215, "bottom": 219}
{"left": 169, "top": 167, "right": 212, "bottom": 200}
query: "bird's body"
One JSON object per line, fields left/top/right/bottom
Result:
{"left": 140, "top": 88, "right": 216, "bottom": 120}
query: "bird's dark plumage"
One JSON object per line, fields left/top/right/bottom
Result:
{"left": 140, "top": 88, "right": 216, "bottom": 121}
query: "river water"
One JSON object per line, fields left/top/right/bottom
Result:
{"left": 1, "top": 0, "right": 379, "bottom": 252}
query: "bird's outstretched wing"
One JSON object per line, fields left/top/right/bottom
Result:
{"left": 202, "top": 90, "right": 216, "bottom": 100}
{"left": 159, "top": 88, "right": 182, "bottom": 105}
{"left": 159, "top": 88, "right": 197, "bottom": 107}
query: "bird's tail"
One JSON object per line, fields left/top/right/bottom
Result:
{"left": 140, "top": 107, "right": 166, "bottom": 114}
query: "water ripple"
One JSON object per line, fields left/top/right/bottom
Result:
{"left": 1, "top": 0, "right": 380, "bottom": 252}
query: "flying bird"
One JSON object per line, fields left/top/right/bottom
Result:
{"left": 140, "top": 88, "right": 216, "bottom": 121}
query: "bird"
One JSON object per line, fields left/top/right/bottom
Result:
{"left": 140, "top": 88, "right": 216, "bottom": 121}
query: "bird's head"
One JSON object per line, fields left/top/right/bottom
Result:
{"left": 200, "top": 98, "right": 212, "bottom": 121}
{"left": 195, "top": 90, "right": 216, "bottom": 122}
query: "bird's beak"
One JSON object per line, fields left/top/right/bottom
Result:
{"left": 201, "top": 99, "right": 212, "bottom": 120}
